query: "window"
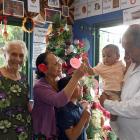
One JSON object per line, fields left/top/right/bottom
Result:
{"left": 0, "top": 25, "right": 23, "bottom": 67}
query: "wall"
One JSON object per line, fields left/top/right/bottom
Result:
{"left": 73, "top": 10, "right": 123, "bottom": 66}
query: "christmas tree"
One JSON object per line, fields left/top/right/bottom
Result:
{"left": 45, "top": 15, "right": 86, "bottom": 74}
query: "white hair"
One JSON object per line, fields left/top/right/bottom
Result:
{"left": 4, "top": 40, "right": 28, "bottom": 60}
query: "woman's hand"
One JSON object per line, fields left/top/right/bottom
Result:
{"left": 73, "top": 63, "right": 87, "bottom": 80}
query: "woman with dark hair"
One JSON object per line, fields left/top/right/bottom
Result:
{"left": 32, "top": 51, "right": 87, "bottom": 139}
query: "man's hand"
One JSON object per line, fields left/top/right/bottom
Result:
{"left": 99, "top": 94, "right": 108, "bottom": 106}
{"left": 82, "top": 57, "right": 94, "bottom": 75}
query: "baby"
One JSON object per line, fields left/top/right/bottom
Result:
{"left": 83, "top": 44, "right": 126, "bottom": 136}
{"left": 85, "top": 44, "right": 125, "bottom": 100}
{"left": 84, "top": 44, "right": 125, "bottom": 121}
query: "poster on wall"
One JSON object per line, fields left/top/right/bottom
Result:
{"left": 0, "top": 0, "right": 3, "bottom": 15}
{"left": 123, "top": 5, "right": 140, "bottom": 24}
{"left": 87, "top": 0, "right": 102, "bottom": 17}
{"left": 27, "top": 0, "right": 40, "bottom": 13}
{"left": 62, "top": 5, "right": 69, "bottom": 17}
{"left": 33, "top": 27, "right": 48, "bottom": 67}
{"left": 121, "top": 0, "right": 140, "bottom": 9}
{"left": 103, "top": 0, "right": 120, "bottom": 14}
{"left": 32, "top": 43, "right": 46, "bottom": 68}
{"left": 74, "top": 1, "right": 88, "bottom": 20}
{"left": 33, "top": 27, "right": 48, "bottom": 43}
{"left": 3, "top": 0, "right": 24, "bottom": 17}
{"left": 45, "top": 8, "right": 61, "bottom": 23}
{"left": 48, "top": 0, "right": 60, "bottom": 8}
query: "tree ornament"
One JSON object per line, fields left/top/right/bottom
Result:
{"left": 2, "top": 17, "right": 8, "bottom": 41}
{"left": 46, "top": 14, "right": 87, "bottom": 75}
{"left": 70, "top": 57, "right": 81, "bottom": 69}
{"left": 64, "top": 24, "right": 69, "bottom": 31}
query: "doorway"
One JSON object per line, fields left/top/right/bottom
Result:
{"left": 98, "top": 24, "right": 128, "bottom": 93}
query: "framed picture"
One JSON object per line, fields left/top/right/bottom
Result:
{"left": 0, "top": 0, "right": 3, "bottom": 15}
{"left": 48, "top": 0, "right": 60, "bottom": 8}
{"left": 62, "top": 5, "right": 69, "bottom": 17}
{"left": 45, "top": 8, "right": 61, "bottom": 23}
{"left": 3, "top": 0, "right": 24, "bottom": 18}
{"left": 31, "top": 0, "right": 37, "bottom": 3}
{"left": 94, "top": 3, "right": 101, "bottom": 10}
{"left": 28, "top": 0, "right": 40, "bottom": 13}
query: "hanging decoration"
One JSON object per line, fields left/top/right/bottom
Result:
{"left": 0, "top": 17, "right": 2, "bottom": 34}
{"left": 70, "top": 57, "right": 81, "bottom": 69}
{"left": 22, "top": 17, "right": 34, "bottom": 33}
{"left": 2, "top": 17, "right": 8, "bottom": 41}
{"left": 25, "top": 0, "right": 75, "bottom": 25}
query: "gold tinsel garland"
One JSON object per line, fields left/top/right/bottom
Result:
{"left": 22, "top": 17, "right": 34, "bottom": 33}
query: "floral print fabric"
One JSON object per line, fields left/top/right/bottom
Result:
{"left": 0, "top": 73, "right": 32, "bottom": 140}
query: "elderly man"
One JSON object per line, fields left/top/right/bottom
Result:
{"left": 100, "top": 24, "right": 140, "bottom": 140}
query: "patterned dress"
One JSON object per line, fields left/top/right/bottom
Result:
{"left": 0, "top": 73, "right": 32, "bottom": 140}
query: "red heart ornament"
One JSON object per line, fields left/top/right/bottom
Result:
{"left": 70, "top": 57, "right": 81, "bottom": 69}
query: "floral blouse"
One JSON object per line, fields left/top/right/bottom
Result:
{"left": 0, "top": 72, "right": 32, "bottom": 140}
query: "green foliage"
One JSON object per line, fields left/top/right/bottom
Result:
{"left": 108, "top": 131, "right": 117, "bottom": 140}
{"left": 47, "top": 15, "right": 87, "bottom": 75}
{"left": 47, "top": 15, "right": 74, "bottom": 60}
{"left": 0, "top": 25, "right": 24, "bottom": 71}
{"left": 0, "top": 25, "right": 23, "bottom": 44}
{"left": 52, "top": 14, "right": 66, "bottom": 30}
